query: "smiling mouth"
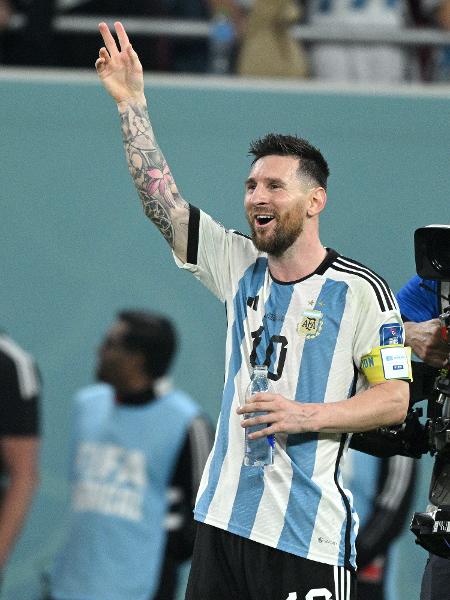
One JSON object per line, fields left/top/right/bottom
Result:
{"left": 254, "top": 215, "right": 275, "bottom": 227}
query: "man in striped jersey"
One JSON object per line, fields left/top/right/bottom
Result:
{"left": 0, "top": 331, "right": 40, "bottom": 582}
{"left": 95, "top": 21, "right": 410, "bottom": 600}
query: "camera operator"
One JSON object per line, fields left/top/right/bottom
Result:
{"left": 397, "top": 271, "right": 450, "bottom": 600}
{"left": 398, "top": 277, "right": 449, "bottom": 370}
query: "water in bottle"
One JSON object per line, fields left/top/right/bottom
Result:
{"left": 242, "top": 365, "right": 275, "bottom": 467}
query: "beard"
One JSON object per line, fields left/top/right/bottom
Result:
{"left": 247, "top": 210, "right": 305, "bottom": 257}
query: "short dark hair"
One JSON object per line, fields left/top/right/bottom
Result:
{"left": 248, "top": 133, "right": 330, "bottom": 189}
{"left": 117, "top": 310, "right": 177, "bottom": 379}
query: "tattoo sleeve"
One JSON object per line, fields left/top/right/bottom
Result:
{"left": 119, "top": 101, "right": 189, "bottom": 253}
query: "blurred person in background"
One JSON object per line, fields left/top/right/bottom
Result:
{"left": 206, "top": 0, "right": 308, "bottom": 77}
{"left": 207, "top": 0, "right": 250, "bottom": 37}
{"left": 210, "top": 0, "right": 450, "bottom": 82}
{"left": 0, "top": 329, "right": 40, "bottom": 586}
{"left": 48, "top": 310, "right": 213, "bottom": 600}
{"left": 0, "top": 0, "right": 55, "bottom": 64}
{"left": 236, "top": 0, "right": 309, "bottom": 79}
{"left": 343, "top": 449, "right": 417, "bottom": 600}
{"left": 0, "top": 0, "right": 12, "bottom": 24}
{"left": 306, "top": 0, "right": 450, "bottom": 83}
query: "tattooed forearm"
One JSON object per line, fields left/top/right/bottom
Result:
{"left": 119, "top": 101, "right": 189, "bottom": 249}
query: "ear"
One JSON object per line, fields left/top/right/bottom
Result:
{"left": 307, "top": 187, "right": 327, "bottom": 217}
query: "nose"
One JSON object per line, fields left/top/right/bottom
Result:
{"left": 249, "top": 184, "right": 268, "bottom": 205}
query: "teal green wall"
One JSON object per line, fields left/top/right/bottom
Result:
{"left": 0, "top": 72, "right": 449, "bottom": 599}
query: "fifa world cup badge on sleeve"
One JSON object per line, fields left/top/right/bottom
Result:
{"left": 379, "top": 322, "right": 404, "bottom": 346}
{"left": 361, "top": 345, "right": 412, "bottom": 384}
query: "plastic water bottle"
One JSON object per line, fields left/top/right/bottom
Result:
{"left": 242, "top": 365, "right": 275, "bottom": 467}
{"left": 209, "top": 12, "right": 235, "bottom": 75}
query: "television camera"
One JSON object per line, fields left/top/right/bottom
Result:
{"left": 350, "top": 225, "right": 450, "bottom": 558}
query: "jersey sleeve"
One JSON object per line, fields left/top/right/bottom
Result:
{"left": 352, "top": 279, "right": 408, "bottom": 376}
{"left": 396, "top": 276, "right": 439, "bottom": 322}
{"left": 0, "top": 337, "right": 41, "bottom": 436}
{"left": 173, "top": 205, "right": 257, "bottom": 303}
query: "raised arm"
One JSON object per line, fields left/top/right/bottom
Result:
{"left": 95, "top": 21, "right": 189, "bottom": 262}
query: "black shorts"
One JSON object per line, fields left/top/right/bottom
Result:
{"left": 420, "top": 553, "right": 450, "bottom": 600}
{"left": 185, "top": 522, "right": 357, "bottom": 600}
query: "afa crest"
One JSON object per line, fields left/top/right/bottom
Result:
{"left": 297, "top": 309, "right": 324, "bottom": 339}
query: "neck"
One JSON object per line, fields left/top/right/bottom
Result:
{"left": 115, "top": 386, "right": 155, "bottom": 406}
{"left": 113, "top": 372, "right": 154, "bottom": 396}
{"left": 268, "top": 235, "right": 327, "bottom": 282}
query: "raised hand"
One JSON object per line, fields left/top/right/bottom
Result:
{"left": 95, "top": 21, "right": 145, "bottom": 105}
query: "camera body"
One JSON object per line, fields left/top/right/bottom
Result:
{"left": 411, "top": 226, "right": 450, "bottom": 558}
{"left": 414, "top": 225, "right": 450, "bottom": 283}
{"left": 351, "top": 225, "right": 450, "bottom": 558}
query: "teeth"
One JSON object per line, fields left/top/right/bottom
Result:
{"left": 256, "top": 215, "right": 274, "bottom": 223}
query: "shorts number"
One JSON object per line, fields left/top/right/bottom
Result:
{"left": 306, "top": 589, "right": 332, "bottom": 599}
{"left": 285, "top": 590, "right": 332, "bottom": 600}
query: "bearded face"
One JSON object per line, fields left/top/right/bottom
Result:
{"left": 246, "top": 201, "right": 306, "bottom": 257}
{"left": 244, "top": 155, "right": 314, "bottom": 258}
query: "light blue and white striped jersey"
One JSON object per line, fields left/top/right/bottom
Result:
{"left": 176, "top": 207, "right": 404, "bottom": 570}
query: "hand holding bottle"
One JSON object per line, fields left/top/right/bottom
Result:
{"left": 241, "top": 365, "right": 275, "bottom": 467}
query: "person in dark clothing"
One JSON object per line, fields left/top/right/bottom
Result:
{"left": 0, "top": 330, "right": 40, "bottom": 584}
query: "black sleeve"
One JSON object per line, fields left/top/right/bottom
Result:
{"left": 162, "top": 413, "right": 214, "bottom": 562}
{"left": 0, "top": 342, "right": 41, "bottom": 436}
{"left": 152, "top": 413, "right": 214, "bottom": 600}
{"left": 356, "top": 454, "right": 417, "bottom": 569}
{"left": 186, "top": 205, "right": 200, "bottom": 265}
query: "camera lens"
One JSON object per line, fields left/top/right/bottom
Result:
{"left": 430, "top": 231, "right": 450, "bottom": 278}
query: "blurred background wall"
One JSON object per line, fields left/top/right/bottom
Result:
{"left": 0, "top": 72, "right": 449, "bottom": 599}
